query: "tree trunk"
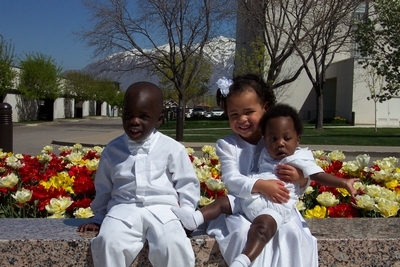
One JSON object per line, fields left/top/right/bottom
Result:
{"left": 176, "top": 93, "right": 185, "bottom": 141}
{"left": 36, "top": 99, "right": 41, "bottom": 121}
{"left": 315, "top": 86, "right": 324, "bottom": 130}
{"left": 374, "top": 100, "right": 377, "bottom": 132}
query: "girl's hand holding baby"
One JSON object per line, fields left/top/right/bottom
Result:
{"left": 276, "top": 164, "right": 308, "bottom": 187}
{"left": 253, "top": 179, "right": 290, "bottom": 204}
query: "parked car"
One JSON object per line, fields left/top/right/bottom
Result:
{"left": 192, "top": 106, "right": 208, "bottom": 117}
{"left": 210, "top": 107, "right": 225, "bottom": 117}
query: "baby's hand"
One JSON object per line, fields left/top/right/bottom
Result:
{"left": 254, "top": 179, "right": 290, "bottom": 204}
{"left": 77, "top": 223, "right": 100, "bottom": 232}
{"left": 276, "top": 164, "right": 302, "bottom": 183}
{"left": 344, "top": 178, "right": 360, "bottom": 197}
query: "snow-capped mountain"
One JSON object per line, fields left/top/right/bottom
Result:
{"left": 82, "top": 36, "right": 236, "bottom": 91}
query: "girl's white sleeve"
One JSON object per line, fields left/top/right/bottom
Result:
{"left": 216, "top": 138, "right": 257, "bottom": 199}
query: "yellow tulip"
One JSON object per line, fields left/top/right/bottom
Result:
{"left": 303, "top": 205, "right": 327, "bottom": 219}
{"left": 73, "top": 207, "right": 94, "bottom": 218}
{"left": 12, "top": 188, "right": 33, "bottom": 204}
{"left": 374, "top": 198, "right": 400, "bottom": 218}
{"left": 0, "top": 173, "right": 19, "bottom": 188}
{"left": 316, "top": 192, "right": 339, "bottom": 207}
{"left": 45, "top": 197, "right": 73, "bottom": 214}
{"left": 328, "top": 150, "right": 345, "bottom": 161}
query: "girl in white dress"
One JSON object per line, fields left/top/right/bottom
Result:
{"left": 173, "top": 103, "right": 359, "bottom": 267}
{"left": 208, "top": 74, "right": 317, "bottom": 267}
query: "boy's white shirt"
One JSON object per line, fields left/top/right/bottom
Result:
{"left": 90, "top": 130, "right": 200, "bottom": 226}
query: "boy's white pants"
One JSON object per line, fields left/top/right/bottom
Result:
{"left": 91, "top": 207, "right": 195, "bottom": 267}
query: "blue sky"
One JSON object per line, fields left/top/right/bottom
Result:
{"left": 0, "top": 0, "right": 97, "bottom": 71}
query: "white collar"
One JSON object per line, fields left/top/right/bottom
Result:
{"left": 124, "top": 130, "right": 156, "bottom": 155}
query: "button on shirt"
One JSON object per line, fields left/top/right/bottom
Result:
{"left": 90, "top": 130, "right": 200, "bottom": 225}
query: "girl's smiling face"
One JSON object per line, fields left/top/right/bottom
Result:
{"left": 226, "top": 89, "right": 266, "bottom": 145}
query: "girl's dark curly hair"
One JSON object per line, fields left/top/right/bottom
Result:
{"left": 260, "top": 103, "right": 303, "bottom": 137}
{"left": 216, "top": 73, "right": 276, "bottom": 112}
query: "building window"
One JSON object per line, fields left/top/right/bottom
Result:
{"left": 351, "top": 1, "right": 369, "bottom": 58}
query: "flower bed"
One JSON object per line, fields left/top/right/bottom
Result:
{"left": 0, "top": 144, "right": 100, "bottom": 218}
{"left": 188, "top": 146, "right": 400, "bottom": 218}
{"left": 1, "top": 144, "right": 399, "bottom": 219}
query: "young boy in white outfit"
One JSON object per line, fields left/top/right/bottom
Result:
{"left": 173, "top": 103, "right": 358, "bottom": 267}
{"left": 78, "top": 81, "right": 200, "bottom": 267}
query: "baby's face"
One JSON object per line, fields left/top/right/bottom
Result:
{"left": 263, "top": 116, "right": 299, "bottom": 160}
{"left": 122, "top": 90, "right": 162, "bottom": 143}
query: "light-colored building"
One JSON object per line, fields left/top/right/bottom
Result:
{"left": 277, "top": 57, "right": 400, "bottom": 126}
{"left": 236, "top": 0, "right": 400, "bottom": 127}
{"left": 3, "top": 66, "right": 118, "bottom": 122}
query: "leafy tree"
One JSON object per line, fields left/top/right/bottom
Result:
{"left": 0, "top": 35, "right": 17, "bottom": 101}
{"left": 237, "top": 0, "right": 312, "bottom": 89}
{"left": 354, "top": 0, "right": 400, "bottom": 102}
{"left": 363, "top": 65, "right": 385, "bottom": 132}
{"left": 63, "top": 71, "right": 96, "bottom": 102}
{"left": 106, "top": 90, "right": 125, "bottom": 117}
{"left": 18, "top": 52, "right": 63, "bottom": 100}
{"left": 18, "top": 52, "right": 63, "bottom": 120}
{"left": 191, "top": 85, "right": 213, "bottom": 106}
{"left": 238, "top": 0, "right": 365, "bottom": 129}
{"left": 295, "top": 1, "right": 365, "bottom": 129}
{"left": 234, "top": 37, "right": 267, "bottom": 77}
{"left": 92, "top": 78, "right": 119, "bottom": 104}
{"left": 81, "top": 0, "right": 235, "bottom": 141}
{"left": 91, "top": 78, "right": 121, "bottom": 116}
{"left": 64, "top": 71, "right": 122, "bottom": 116}
{"left": 196, "top": 89, "right": 215, "bottom": 107}
{"left": 108, "top": 90, "right": 125, "bottom": 110}
{"left": 157, "top": 55, "right": 212, "bottom": 106}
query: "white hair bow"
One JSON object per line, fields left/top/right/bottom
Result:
{"left": 216, "top": 77, "right": 233, "bottom": 97}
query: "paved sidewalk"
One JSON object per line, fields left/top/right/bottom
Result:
{"left": 9, "top": 116, "right": 400, "bottom": 162}
{"left": 50, "top": 127, "right": 400, "bottom": 156}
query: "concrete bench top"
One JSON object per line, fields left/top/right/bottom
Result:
{"left": 1, "top": 218, "right": 400, "bottom": 267}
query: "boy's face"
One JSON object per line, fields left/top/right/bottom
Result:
{"left": 122, "top": 89, "right": 163, "bottom": 143}
{"left": 226, "top": 89, "right": 266, "bottom": 145}
{"left": 263, "top": 116, "right": 300, "bottom": 160}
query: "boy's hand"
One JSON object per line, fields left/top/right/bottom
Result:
{"left": 77, "top": 223, "right": 100, "bottom": 232}
{"left": 253, "top": 179, "right": 290, "bottom": 203}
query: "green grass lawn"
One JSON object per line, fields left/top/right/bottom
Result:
{"left": 160, "top": 117, "right": 230, "bottom": 130}
{"left": 300, "top": 127, "right": 400, "bottom": 146}
{"left": 159, "top": 119, "right": 400, "bottom": 146}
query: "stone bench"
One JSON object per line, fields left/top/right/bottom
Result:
{"left": 1, "top": 218, "right": 399, "bottom": 267}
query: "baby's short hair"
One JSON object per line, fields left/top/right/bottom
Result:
{"left": 260, "top": 103, "right": 303, "bottom": 136}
